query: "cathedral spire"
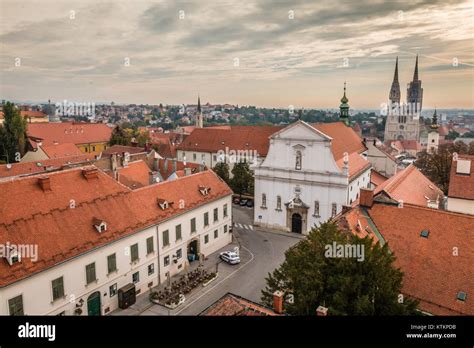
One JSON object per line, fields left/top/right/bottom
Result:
{"left": 339, "top": 82, "right": 350, "bottom": 126}
{"left": 196, "top": 94, "right": 203, "bottom": 128}
{"left": 393, "top": 56, "right": 399, "bottom": 83}
{"left": 197, "top": 94, "right": 201, "bottom": 113}
{"left": 389, "top": 57, "right": 401, "bottom": 106}
{"left": 413, "top": 54, "right": 419, "bottom": 81}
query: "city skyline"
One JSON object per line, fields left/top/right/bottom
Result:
{"left": 1, "top": 0, "right": 473, "bottom": 109}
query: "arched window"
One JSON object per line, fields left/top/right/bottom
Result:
{"left": 276, "top": 195, "right": 282, "bottom": 210}
{"left": 295, "top": 151, "right": 302, "bottom": 170}
{"left": 261, "top": 193, "right": 267, "bottom": 208}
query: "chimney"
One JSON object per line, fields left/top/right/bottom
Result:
{"left": 164, "top": 158, "right": 168, "bottom": 173}
{"left": 82, "top": 168, "right": 99, "bottom": 180}
{"left": 38, "top": 176, "right": 51, "bottom": 191}
{"left": 172, "top": 159, "right": 177, "bottom": 173}
{"left": 359, "top": 188, "right": 374, "bottom": 208}
{"left": 316, "top": 306, "right": 328, "bottom": 316}
{"left": 184, "top": 167, "right": 191, "bottom": 176}
{"left": 111, "top": 153, "right": 118, "bottom": 173}
{"left": 273, "top": 290, "right": 284, "bottom": 314}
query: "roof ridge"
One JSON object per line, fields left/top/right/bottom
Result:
{"left": 379, "top": 201, "right": 474, "bottom": 219}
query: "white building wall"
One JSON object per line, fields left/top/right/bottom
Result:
{"left": 0, "top": 195, "right": 232, "bottom": 315}
{"left": 447, "top": 197, "right": 474, "bottom": 215}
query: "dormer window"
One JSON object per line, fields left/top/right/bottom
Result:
{"left": 93, "top": 218, "right": 107, "bottom": 233}
{"left": 199, "top": 185, "right": 211, "bottom": 196}
{"left": 157, "top": 198, "right": 173, "bottom": 210}
{"left": 5, "top": 246, "right": 21, "bottom": 266}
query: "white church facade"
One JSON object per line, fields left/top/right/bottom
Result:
{"left": 254, "top": 117, "right": 371, "bottom": 235}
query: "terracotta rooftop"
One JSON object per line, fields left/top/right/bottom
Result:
{"left": 369, "top": 204, "right": 473, "bottom": 315}
{"left": 335, "top": 152, "right": 371, "bottom": 180}
{"left": 311, "top": 122, "right": 367, "bottom": 161}
{"left": 448, "top": 155, "right": 474, "bottom": 200}
{"left": 41, "top": 143, "right": 84, "bottom": 159}
{"left": 27, "top": 122, "right": 112, "bottom": 146}
{"left": 101, "top": 145, "right": 146, "bottom": 157}
{"left": 20, "top": 111, "right": 47, "bottom": 118}
{"left": 176, "top": 125, "right": 284, "bottom": 157}
{"left": 374, "top": 164, "right": 443, "bottom": 206}
{"left": 370, "top": 169, "right": 388, "bottom": 187}
{"left": 339, "top": 202, "right": 474, "bottom": 315}
{"left": 155, "top": 158, "right": 201, "bottom": 181}
{"left": 0, "top": 155, "right": 94, "bottom": 180}
{"left": 116, "top": 160, "right": 152, "bottom": 189}
{"left": 0, "top": 168, "right": 232, "bottom": 287}
{"left": 199, "top": 293, "right": 280, "bottom": 316}
{"left": 151, "top": 137, "right": 176, "bottom": 159}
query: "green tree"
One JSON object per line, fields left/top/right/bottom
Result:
{"left": 445, "top": 131, "right": 460, "bottom": 140}
{"left": 213, "top": 161, "right": 230, "bottom": 184}
{"left": 0, "top": 102, "right": 27, "bottom": 163}
{"left": 261, "top": 222, "right": 418, "bottom": 315}
{"left": 108, "top": 125, "right": 131, "bottom": 146}
{"left": 230, "top": 161, "right": 253, "bottom": 195}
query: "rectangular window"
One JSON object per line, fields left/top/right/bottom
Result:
{"left": 132, "top": 271, "right": 140, "bottom": 284}
{"left": 224, "top": 225, "right": 228, "bottom": 233}
{"left": 164, "top": 255, "right": 170, "bottom": 266}
{"left": 191, "top": 218, "right": 196, "bottom": 233}
{"left": 261, "top": 193, "right": 267, "bottom": 208}
{"left": 146, "top": 237, "right": 154, "bottom": 254}
{"left": 107, "top": 253, "right": 117, "bottom": 274}
{"left": 204, "top": 212, "right": 209, "bottom": 226}
{"left": 52, "top": 277, "right": 64, "bottom": 301}
{"left": 331, "top": 203, "right": 337, "bottom": 217}
{"left": 204, "top": 234, "right": 209, "bottom": 244}
{"left": 193, "top": 153, "right": 197, "bottom": 161}
{"left": 130, "top": 243, "right": 139, "bottom": 262}
{"left": 223, "top": 204, "right": 228, "bottom": 218}
{"left": 110, "top": 283, "right": 118, "bottom": 297}
{"left": 175, "top": 224, "right": 182, "bottom": 241}
{"left": 213, "top": 208, "right": 218, "bottom": 222}
{"left": 85, "top": 263, "right": 96, "bottom": 284}
{"left": 176, "top": 249, "right": 182, "bottom": 259}
{"left": 8, "top": 295, "right": 23, "bottom": 316}
{"left": 163, "top": 230, "right": 169, "bottom": 247}
{"left": 277, "top": 196, "right": 282, "bottom": 210}
{"left": 214, "top": 230, "right": 218, "bottom": 239}
{"left": 148, "top": 263, "right": 155, "bottom": 276}
{"left": 314, "top": 201, "right": 320, "bottom": 217}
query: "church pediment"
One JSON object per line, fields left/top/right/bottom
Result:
{"left": 272, "top": 120, "right": 331, "bottom": 142}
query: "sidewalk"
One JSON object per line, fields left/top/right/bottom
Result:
{"left": 110, "top": 240, "right": 248, "bottom": 316}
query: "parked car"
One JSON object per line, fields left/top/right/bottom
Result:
{"left": 220, "top": 251, "right": 241, "bottom": 265}
{"left": 239, "top": 199, "right": 248, "bottom": 206}
{"left": 233, "top": 197, "right": 240, "bottom": 204}
{"left": 246, "top": 199, "right": 254, "bottom": 207}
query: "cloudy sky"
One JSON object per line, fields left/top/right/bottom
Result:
{"left": 0, "top": 0, "right": 473, "bottom": 108}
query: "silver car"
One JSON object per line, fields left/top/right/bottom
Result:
{"left": 219, "top": 251, "right": 241, "bottom": 265}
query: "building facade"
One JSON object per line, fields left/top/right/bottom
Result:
{"left": 0, "top": 168, "right": 232, "bottom": 315}
{"left": 384, "top": 56, "right": 422, "bottom": 141}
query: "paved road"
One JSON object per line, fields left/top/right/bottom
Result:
{"left": 138, "top": 204, "right": 301, "bottom": 315}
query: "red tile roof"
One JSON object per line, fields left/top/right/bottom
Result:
{"left": 335, "top": 152, "right": 371, "bottom": 180}
{"left": 370, "top": 169, "right": 388, "bottom": 187}
{"left": 116, "top": 160, "right": 151, "bottom": 189}
{"left": 102, "top": 145, "right": 146, "bottom": 156}
{"left": 20, "top": 111, "right": 47, "bottom": 118}
{"left": 177, "top": 126, "right": 284, "bottom": 157}
{"left": 374, "top": 164, "right": 443, "bottom": 206}
{"left": 368, "top": 204, "right": 473, "bottom": 315}
{"left": 151, "top": 137, "right": 176, "bottom": 158}
{"left": 311, "top": 122, "right": 367, "bottom": 161}
{"left": 41, "top": 143, "right": 84, "bottom": 159}
{"left": 0, "top": 169, "right": 232, "bottom": 287}
{"left": 27, "top": 122, "right": 112, "bottom": 146}
{"left": 448, "top": 155, "right": 474, "bottom": 200}
{"left": 200, "top": 293, "right": 280, "bottom": 316}
{"left": 0, "top": 155, "right": 94, "bottom": 179}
